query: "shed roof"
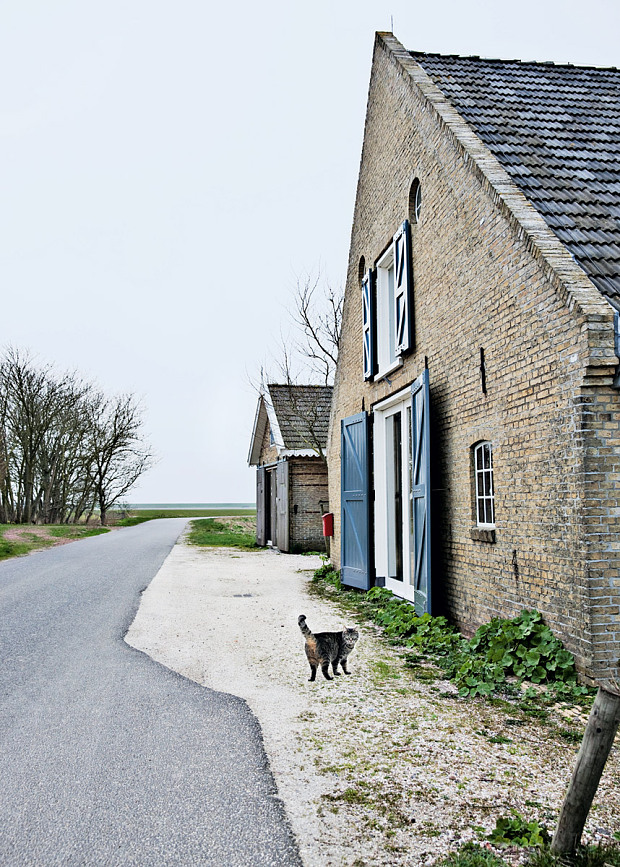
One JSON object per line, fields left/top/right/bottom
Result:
{"left": 267, "top": 384, "right": 333, "bottom": 450}
{"left": 247, "top": 384, "right": 333, "bottom": 466}
{"left": 412, "top": 52, "right": 620, "bottom": 307}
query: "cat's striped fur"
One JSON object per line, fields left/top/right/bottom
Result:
{"left": 298, "top": 614, "right": 359, "bottom": 681}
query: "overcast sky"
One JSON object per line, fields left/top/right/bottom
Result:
{"left": 1, "top": 0, "right": 619, "bottom": 503}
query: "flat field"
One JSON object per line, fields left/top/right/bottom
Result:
{"left": 116, "top": 508, "right": 256, "bottom": 527}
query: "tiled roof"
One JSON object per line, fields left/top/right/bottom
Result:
{"left": 412, "top": 52, "right": 620, "bottom": 307}
{"left": 267, "top": 384, "right": 333, "bottom": 450}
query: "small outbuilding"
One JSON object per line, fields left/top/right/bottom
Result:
{"left": 248, "top": 384, "right": 332, "bottom": 553}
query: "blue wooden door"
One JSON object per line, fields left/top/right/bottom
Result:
{"left": 410, "top": 370, "right": 431, "bottom": 614}
{"left": 341, "top": 412, "right": 371, "bottom": 590}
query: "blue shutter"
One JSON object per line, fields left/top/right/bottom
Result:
{"left": 361, "top": 269, "right": 376, "bottom": 381}
{"left": 341, "top": 412, "right": 371, "bottom": 590}
{"left": 410, "top": 370, "right": 431, "bottom": 615}
{"left": 393, "top": 220, "right": 413, "bottom": 354}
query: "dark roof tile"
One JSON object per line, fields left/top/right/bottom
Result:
{"left": 267, "top": 384, "right": 333, "bottom": 451}
{"left": 413, "top": 52, "right": 620, "bottom": 305}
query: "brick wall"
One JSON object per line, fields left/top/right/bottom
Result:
{"left": 289, "top": 457, "right": 328, "bottom": 553}
{"left": 258, "top": 416, "right": 278, "bottom": 466}
{"left": 327, "top": 34, "right": 619, "bottom": 681}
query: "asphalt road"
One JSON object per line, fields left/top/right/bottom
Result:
{"left": 0, "top": 520, "right": 301, "bottom": 866}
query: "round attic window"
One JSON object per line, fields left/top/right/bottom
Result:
{"left": 409, "top": 178, "right": 422, "bottom": 224}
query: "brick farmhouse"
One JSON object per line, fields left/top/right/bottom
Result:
{"left": 249, "top": 384, "right": 332, "bottom": 553}
{"left": 327, "top": 33, "right": 620, "bottom": 682}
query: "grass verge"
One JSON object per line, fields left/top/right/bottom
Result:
{"left": 187, "top": 517, "right": 257, "bottom": 549}
{"left": 0, "top": 524, "right": 110, "bottom": 560}
{"left": 46, "top": 526, "right": 110, "bottom": 540}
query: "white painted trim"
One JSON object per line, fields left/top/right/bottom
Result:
{"left": 376, "top": 243, "right": 398, "bottom": 376}
{"left": 247, "top": 399, "right": 268, "bottom": 466}
{"left": 279, "top": 448, "right": 321, "bottom": 458}
{"left": 373, "top": 382, "right": 413, "bottom": 412}
{"left": 264, "top": 388, "right": 285, "bottom": 450}
{"left": 373, "top": 392, "right": 415, "bottom": 604}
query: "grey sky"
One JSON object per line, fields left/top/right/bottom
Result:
{"left": 2, "top": 0, "right": 619, "bottom": 502}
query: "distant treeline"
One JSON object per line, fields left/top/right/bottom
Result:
{"left": 0, "top": 348, "right": 153, "bottom": 526}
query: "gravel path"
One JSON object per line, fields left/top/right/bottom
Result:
{"left": 126, "top": 541, "right": 620, "bottom": 866}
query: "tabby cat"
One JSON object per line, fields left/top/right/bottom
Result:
{"left": 298, "top": 614, "right": 359, "bottom": 681}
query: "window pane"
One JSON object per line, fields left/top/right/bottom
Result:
{"left": 483, "top": 443, "right": 491, "bottom": 470}
{"left": 474, "top": 441, "right": 495, "bottom": 527}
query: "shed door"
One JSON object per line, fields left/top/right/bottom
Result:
{"left": 341, "top": 412, "right": 371, "bottom": 590}
{"left": 275, "top": 460, "right": 290, "bottom": 552}
{"left": 410, "top": 370, "right": 431, "bottom": 615}
{"left": 256, "top": 467, "right": 267, "bottom": 546}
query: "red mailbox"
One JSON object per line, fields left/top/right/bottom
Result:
{"left": 322, "top": 512, "right": 334, "bottom": 537}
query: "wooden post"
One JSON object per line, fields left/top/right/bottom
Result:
{"left": 551, "top": 686, "right": 620, "bottom": 854}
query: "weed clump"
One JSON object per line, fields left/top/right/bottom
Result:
{"left": 311, "top": 568, "right": 593, "bottom": 702}
{"left": 486, "top": 811, "right": 550, "bottom": 847}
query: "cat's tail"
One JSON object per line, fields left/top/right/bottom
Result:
{"left": 298, "top": 614, "right": 312, "bottom": 637}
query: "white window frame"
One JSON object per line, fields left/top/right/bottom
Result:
{"left": 474, "top": 441, "right": 495, "bottom": 528}
{"left": 375, "top": 245, "right": 402, "bottom": 377}
{"left": 374, "top": 387, "right": 414, "bottom": 603}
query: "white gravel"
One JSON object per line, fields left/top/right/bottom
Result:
{"left": 125, "top": 538, "right": 620, "bottom": 867}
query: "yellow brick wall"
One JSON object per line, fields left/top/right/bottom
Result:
{"left": 327, "top": 34, "right": 619, "bottom": 681}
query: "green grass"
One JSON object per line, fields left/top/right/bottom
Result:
{"left": 187, "top": 518, "right": 257, "bottom": 549}
{"left": 527, "top": 844, "right": 620, "bottom": 867}
{"left": 436, "top": 844, "right": 509, "bottom": 867}
{"left": 116, "top": 508, "right": 255, "bottom": 527}
{"left": 0, "top": 535, "right": 32, "bottom": 560}
{"left": 47, "top": 526, "right": 110, "bottom": 540}
{"left": 0, "top": 523, "right": 110, "bottom": 560}
{"left": 437, "top": 842, "right": 620, "bottom": 867}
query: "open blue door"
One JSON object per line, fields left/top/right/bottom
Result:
{"left": 341, "top": 412, "right": 371, "bottom": 590}
{"left": 411, "top": 370, "right": 431, "bottom": 615}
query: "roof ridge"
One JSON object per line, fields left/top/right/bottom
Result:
{"left": 267, "top": 383, "right": 333, "bottom": 389}
{"left": 408, "top": 49, "right": 620, "bottom": 74}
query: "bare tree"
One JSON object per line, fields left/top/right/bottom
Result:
{"left": 249, "top": 273, "right": 341, "bottom": 465}
{"left": 0, "top": 348, "right": 154, "bottom": 526}
{"left": 290, "top": 273, "right": 343, "bottom": 384}
{"left": 87, "top": 393, "right": 154, "bottom": 526}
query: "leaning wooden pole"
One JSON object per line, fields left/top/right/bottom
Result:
{"left": 551, "top": 685, "right": 620, "bottom": 854}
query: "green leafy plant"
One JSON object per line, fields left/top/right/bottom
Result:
{"left": 448, "top": 610, "right": 583, "bottom": 698}
{"left": 311, "top": 563, "right": 342, "bottom": 589}
{"left": 311, "top": 566, "right": 593, "bottom": 703}
{"left": 487, "top": 811, "right": 550, "bottom": 848}
{"left": 436, "top": 842, "right": 509, "bottom": 866}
